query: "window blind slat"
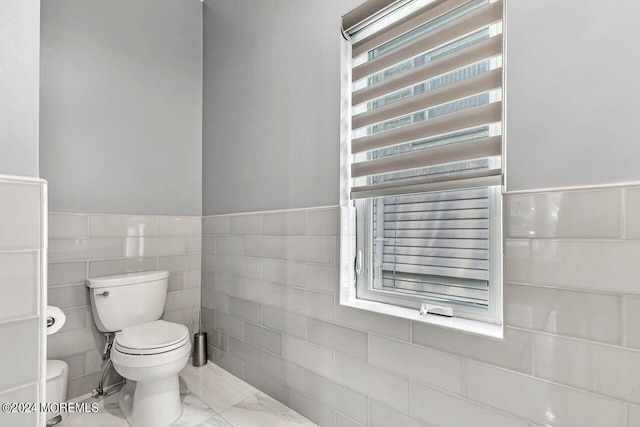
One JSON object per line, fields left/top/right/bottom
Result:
{"left": 352, "top": 135, "right": 501, "bottom": 178}
{"left": 384, "top": 208, "right": 489, "bottom": 221}
{"left": 384, "top": 186, "right": 487, "bottom": 203}
{"left": 352, "top": 0, "right": 502, "bottom": 82}
{"left": 352, "top": 168, "right": 500, "bottom": 198}
{"left": 385, "top": 237, "right": 489, "bottom": 249}
{"left": 353, "top": 34, "right": 502, "bottom": 105}
{"left": 383, "top": 228, "right": 489, "bottom": 239}
{"left": 387, "top": 218, "right": 489, "bottom": 229}
{"left": 352, "top": 101, "right": 501, "bottom": 154}
{"left": 382, "top": 278, "right": 488, "bottom": 301}
{"left": 382, "top": 262, "right": 489, "bottom": 280}
{"left": 383, "top": 245, "right": 488, "bottom": 259}
{"left": 383, "top": 188, "right": 490, "bottom": 210}
{"left": 353, "top": 67, "right": 501, "bottom": 129}
{"left": 382, "top": 254, "right": 488, "bottom": 270}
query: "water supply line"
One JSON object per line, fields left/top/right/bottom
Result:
{"left": 93, "top": 359, "right": 112, "bottom": 398}
{"left": 102, "top": 332, "right": 114, "bottom": 360}
{"left": 93, "top": 333, "right": 114, "bottom": 398}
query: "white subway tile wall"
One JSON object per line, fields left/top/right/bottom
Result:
{"left": 629, "top": 404, "right": 640, "bottom": 427}
{"left": 0, "top": 176, "right": 46, "bottom": 427}
{"left": 47, "top": 212, "right": 201, "bottom": 399}
{"left": 0, "top": 384, "right": 39, "bottom": 427}
{"left": 203, "top": 185, "right": 640, "bottom": 427}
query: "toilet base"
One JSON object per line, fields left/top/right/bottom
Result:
{"left": 118, "top": 376, "right": 183, "bottom": 427}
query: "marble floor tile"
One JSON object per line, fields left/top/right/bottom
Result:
{"left": 60, "top": 392, "right": 128, "bottom": 427}
{"left": 193, "top": 415, "right": 234, "bottom": 427}
{"left": 180, "top": 363, "right": 258, "bottom": 413}
{"left": 60, "top": 362, "right": 317, "bottom": 427}
{"left": 218, "top": 393, "right": 317, "bottom": 427}
{"left": 171, "top": 393, "right": 219, "bottom": 426}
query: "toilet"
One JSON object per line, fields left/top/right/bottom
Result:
{"left": 86, "top": 270, "right": 191, "bottom": 427}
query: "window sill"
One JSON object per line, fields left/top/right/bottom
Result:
{"left": 341, "top": 296, "right": 504, "bottom": 339}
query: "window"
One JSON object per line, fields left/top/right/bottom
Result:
{"left": 340, "top": 0, "right": 504, "bottom": 330}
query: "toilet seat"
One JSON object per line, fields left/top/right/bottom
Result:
{"left": 111, "top": 339, "right": 191, "bottom": 369}
{"left": 114, "top": 320, "right": 189, "bottom": 355}
{"left": 111, "top": 321, "right": 192, "bottom": 370}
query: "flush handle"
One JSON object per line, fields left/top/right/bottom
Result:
{"left": 97, "top": 291, "right": 110, "bottom": 297}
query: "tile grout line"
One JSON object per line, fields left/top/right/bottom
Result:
{"left": 461, "top": 356, "right": 466, "bottom": 398}
{"left": 531, "top": 331, "right": 536, "bottom": 377}
{"left": 622, "top": 295, "right": 628, "bottom": 348}
{"left": 621, "top": 188, "right": 627, "bottom": 239}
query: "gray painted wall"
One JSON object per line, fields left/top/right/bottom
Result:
{"left": 0, "top": 0, "right": 40, "bottom": 177}
{"left": 40, "top": 0, "right": 203, "bottom": 215}
{"left": 202, "top": 0, "right": 363, "bottom": 215}
{"left": 505, "top": 0, "right": 640, "bottom": 191}
{"left": 203, "top": 0, "right": 640, "bottom": 213}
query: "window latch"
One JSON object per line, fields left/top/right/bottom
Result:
{"left": 355, "top": 250, "right": 362, "bottom": 275}
{"left": 419, "top": 303, "right": 453, "bottom": 317}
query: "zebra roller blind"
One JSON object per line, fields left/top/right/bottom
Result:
{"left": 344, "top": 0, "right": 503, "bottom": 311}
{"left": 346, "top": 0, "right": 503, "bottom": 199}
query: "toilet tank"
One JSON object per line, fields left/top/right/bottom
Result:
{"left": 86, "top": 270, "right": 169, "bottom": 332}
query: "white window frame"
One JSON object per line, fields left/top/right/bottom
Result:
{"left": 338, "top": 1, "right": 505, "bottom": 338}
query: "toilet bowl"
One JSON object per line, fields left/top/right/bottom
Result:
{"left": 86, "top": 270, "right": 191, "bottom": 427}
{"left": 111, "top": 320, "right": 191, "bottom": 427}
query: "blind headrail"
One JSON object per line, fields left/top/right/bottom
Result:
{"left": 342, "top": 0, "right": 406, "bottom": 38}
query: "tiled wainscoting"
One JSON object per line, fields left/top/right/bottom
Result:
{"left": 202, "top": 186, "right": 640, "bottom": 427}
{"left": 47, "top": 212, "right": 202, "bottom": 399}
{"left": 0, "top": 175, "right": 47, "bottom": 427}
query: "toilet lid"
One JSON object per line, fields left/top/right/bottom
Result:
{"left": 114, "top": 320, "right": 189, "bottom": 355}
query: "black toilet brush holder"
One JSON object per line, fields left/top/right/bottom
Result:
{"left": 192, "top": 331, "right": 208, "bottom": 367}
